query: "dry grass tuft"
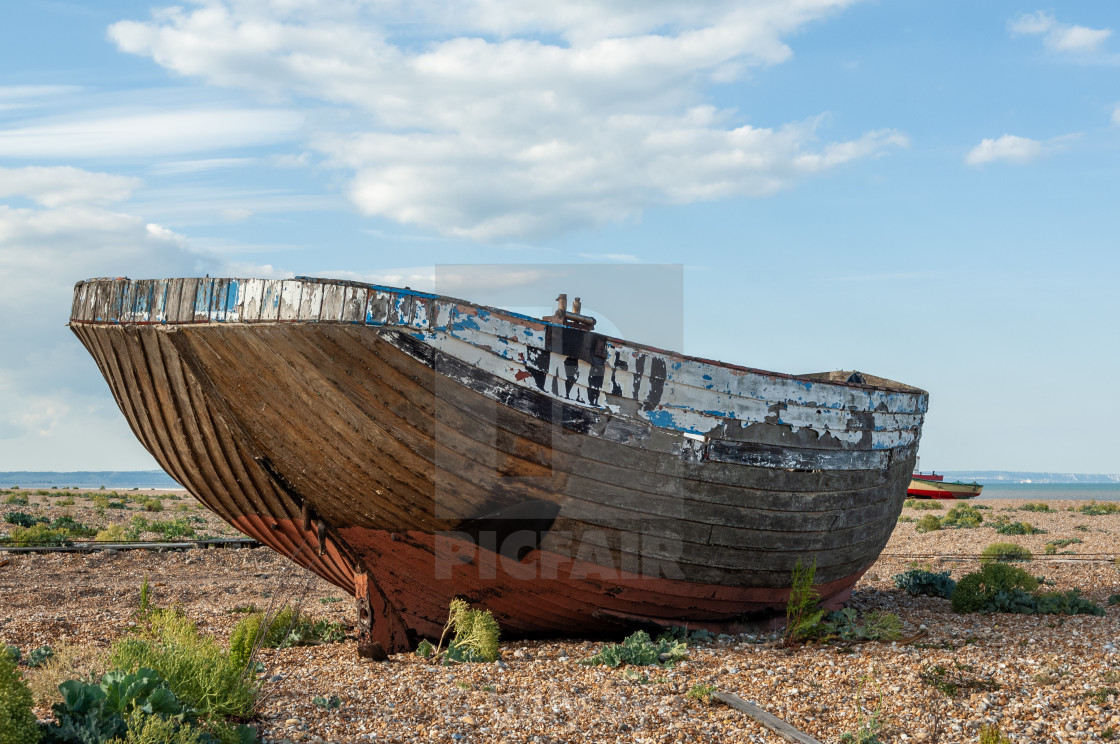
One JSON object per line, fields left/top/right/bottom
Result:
{"left": 27, "top": 640, "right": 107, "bottom": 707}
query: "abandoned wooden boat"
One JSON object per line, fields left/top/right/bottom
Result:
{"left": 70, "top": 276, "right": 928, "bottom": 656}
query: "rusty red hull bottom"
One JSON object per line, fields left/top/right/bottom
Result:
{"left": 236, "top": 515, "right": 866, "bottom": 651}
{"left": 906, "top": 488, "right": 981, "bottom": 499}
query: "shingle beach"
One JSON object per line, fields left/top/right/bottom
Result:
{"left": 4, "top": 490, "right": 1120, "bottom": 743}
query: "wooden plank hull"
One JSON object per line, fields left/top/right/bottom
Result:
{"left": 69, "top": 277, "right": 928, "bottom": 652}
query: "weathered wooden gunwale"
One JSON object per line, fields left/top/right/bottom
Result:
{"left": 71, "top": 276, "right": 927, "bottom": 652}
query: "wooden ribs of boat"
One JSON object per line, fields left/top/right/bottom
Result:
{"left": 69, "top": 276, "right": 929, "bottom": 655}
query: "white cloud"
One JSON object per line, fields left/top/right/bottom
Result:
{"left": 1010, "top": 11, "right": 1113, "bottom": 56}
{"left": 107, "top": 0, "right": 905, "bottom": 240}
{"left": 150, "top": 157, "right": 258, "bottom": 175}
{"left": 1113, "top": 105, "right": 1120, "bottom": 126}
{"left": 1008, "top": 11, "right": 1055, "bottom": 36}
{"left": 0, "top": 107, "right": 304, "bottom": 159}
{"left": 0, "top": 166, "right": 142, "bottom": 207}
{"left": 965, "top": 134, "right": 1044, "bottom": 165}
{"left": 0, "top": 165, "right": 279, "bottom": 468}
{"left": 579, "top": 253, "right": 641, "bottom": 263}
{"left": 0, "top": 85, "right": 84, "bottom": 112}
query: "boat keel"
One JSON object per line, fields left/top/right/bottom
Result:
{"left": 354, "top": 571, "right": 412, "bottom": 658}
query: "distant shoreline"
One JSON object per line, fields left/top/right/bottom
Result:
{"left": 0, "top": 471, "right": 181, "bottom": 489}
{"left": 935, "top": 471, "right": 1120, "bottom": 485}
{"left": 3, "top": 469, "right": 1119, "bottom": 490}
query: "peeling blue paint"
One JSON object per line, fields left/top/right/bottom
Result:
{"left": 451, "top": 314, "right": 481, "bottom": 332}
{"left": 643, "top": 408, "right": 707, "bottom": 435}
{"left": 226, "top": 280, "right": 239, "bottom": 313}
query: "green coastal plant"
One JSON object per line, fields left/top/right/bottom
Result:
{"left": 582, "top": 630, "right": 687, "bottom": 668}
{"left": 942, "top": 504, "right": 984, "bottom": 528}
{"left": 106, "top": 708, "right": 209, "bottom": 744}
{"left": 311, "top": 695, "right": 340, "bottom": 710}
{"left": 96, "top": 525, "right": 129, "bottom": 542}
{"left": 228, "top": 605, "right": 346, "bottom": 668}
{"left": 1020, "top": 502, "right": 1052, "bottom": 513}
{"left": 915, "top": 514, "right": 941, "bottom": 533}
{"left": 49, "top": 516, "right": 96, "bottom": 537}
{"left": 782, "top": 558, "right": 825, "bottom": 645}
{"left": 893, "top": 569, "right": 956, "bottom": 599}
{"left": 951, "top": 563, "right": 1038, "bottom": 613}
{"left": 951, "top": 562, "right": 1104, "bottom": 616}
{"left": 781, "top": 559, "right": 902, "bottom": 644}
{"left": 4, "top": 512, "right": 48, "bottom": 528}
{"left": 980, "top": 542, "right": 1032, "bottom": 563}
{"left": 27, "top": 646, "right": 54, "bottom": 668}
{"left": 1045, "top": 537, "right": 1082, "bottom": 555}
{"left": 686, "top": 683, "right": 717, "bottom": 704}
{"left": 110, "top": 609, "right": 258, "bottom": 722}
{"left": 0, "top": 649, "right": 40, "bottom": 744}
{"left": 1080, "top": 501, "right": 1120, "bottom": 516}
{"left": 440, "top": 599, "right": 501, "bottom": 663}
{"left": 824, "top": 609, "right": 902, "bottom": 642}
{"left": 904, "top": 499, "right": 942, "bottom": 510}
{"left": 0, "top": 524, "right": 73, "bottom": 547}
{"left": 990, "top": 516, "right": 1045, "bottom": 535}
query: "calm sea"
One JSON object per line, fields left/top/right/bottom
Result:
{"left": 977, "top": 483, "right": 1120, "bottom": 501}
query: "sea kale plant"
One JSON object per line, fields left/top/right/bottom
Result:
{"left": 893, "top": 569, "right": 957, "bottom": 599}
{"left": 951, "top": 562, "right": 1104, "bottom": 616}
{"left": 582, "top": 631, "right": 689, "bottom": 668}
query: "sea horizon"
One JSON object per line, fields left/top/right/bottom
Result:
{"left": 5, "top": 470, "right": 1120, "bottom": 499}
{"left": 974, "top": 482, "right": 1120, "bottom": 501}
{"left": 0, "top": 470, "right": 181, "bottom": 489}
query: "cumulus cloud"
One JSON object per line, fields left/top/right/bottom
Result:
{"left": 964, "top": 134, "right": 1044, "bottom": 165}
{"left": 1113, "top": 105, "right": 1120, "bottom": 126}
{"left": 0, "top": 165, "right": 277, "bottom": 468}
{"left": 107, "top": 0, "right": 905, "bottom": 240}
{"left": 1009, "top": 11, "right": 1113, "bottom": 56}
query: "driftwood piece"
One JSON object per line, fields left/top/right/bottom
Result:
{"left": 712, "top": 692, "right": 823, "bottom": 744}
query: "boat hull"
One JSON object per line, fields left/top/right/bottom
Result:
{"left": 906, "top": 478, "right": 983, "bottom": 499}
{"left": 69, "top": 277, "right": 927, "bottom": 652}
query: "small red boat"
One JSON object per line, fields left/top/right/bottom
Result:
{"left": 907, "top": 472, "right": 983, "bottom": 499}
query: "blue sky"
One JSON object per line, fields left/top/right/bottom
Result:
{"left": 0, "top": 0, "right": 1117, "bottom": 473}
